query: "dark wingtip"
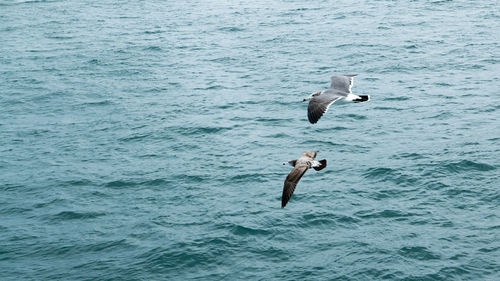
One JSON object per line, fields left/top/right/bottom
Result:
{"left": 282, "top": 194, "right": 290, "bottom": 208}
{"left": 308, "top": 112, "right": 321, "bottom": 124}
{"left": 313, "top": 159, "right": 327, "bottom": 171}
{"left": 354, "top": 95, "right": 370, "bottom": 103}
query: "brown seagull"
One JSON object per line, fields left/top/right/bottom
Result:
{"left": 281, "top": 151, "right": 327, "bottom": 208}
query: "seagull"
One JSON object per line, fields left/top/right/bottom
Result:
{"left": 303, "top": 75, "right": 370, "bottom": 124}
{"left": 281, "top": 151, "right": 327, "bottom": 208}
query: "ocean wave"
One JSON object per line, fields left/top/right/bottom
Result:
{"left": 299, "top": 212, "right": 360, "bottom": 227}
{"left": 363, "top": 167, "right": 419, "bottom": 186}
{"left": 337, "top": 113, "right": 368, "bottom": 120}
{"left": 373, "top": 106, "right": 404, "bottom": 111}
{"left": 0, "top": 207, "right": 31, "bottom": 215}
{"left": 50, "top": 211, "right": 106, "bottom": 221}
{"left": 105, "top": 180, "right": 136, "bottom": 188}
{"left": 390, "top": 152, "right": 427, "bottom": 160}
{"left": 29, "top": 239, "right": 133, "bottom": 258}
{"left": 217, "top": 222, "right": 272, "bottom": 236}
{"left": 441, "top": 160, "right": 496, "bottom": 173}
{"left": 79, "top": 100, "right": 114, "bottom": 106}
{"left": 173, "top": 126, "right": 233, "bottom": 136}
{"left": 398, "top": 246, "right": 441, "bottom": 260}
{"left": 104, "top": 178, "right": 174, "bottom": 189}
{"left": 143, "top": 46, "right": 163, "bottom": 51}
{"left": 229, "top": 173, "right": 269, "bottom": 184}
{"left": 354, "top": 209, "right": 418, "bottom": 219}
{"left": 317, "top": 126, "right": 350, "bottom": 132}
{"left": 421, "top": 159, "right": 496, "bottom": 178}
{"left": 32, "top": 198, "right": 66, "bottom": 209}
{"left": 217, "top": 27, "right": 246, "bottom": 32}
{"left": 134, "top": 244, "right": 223, "bottom": 274}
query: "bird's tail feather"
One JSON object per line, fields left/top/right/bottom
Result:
{"left": 353, "top": 95, "right": 370, "bottom": 103}
{"left": 313, "top": 159, "right": 327, "bottom": 171}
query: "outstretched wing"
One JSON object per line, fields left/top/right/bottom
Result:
{"left": 282, "top": 165, "right": 309, "bottom": 208}
{"left": 330, "top": 75, "right": 356, "bottom": 93}
{"left": 307, "top": 95, "right": 341, "bottom": 124}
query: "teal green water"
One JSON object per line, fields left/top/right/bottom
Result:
{"left": 1, "top": 1, "right": 499, "bottom": 280}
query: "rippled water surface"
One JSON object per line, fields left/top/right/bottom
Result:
{"left": 1, "top": 0, "right": 499, "bottom": 280}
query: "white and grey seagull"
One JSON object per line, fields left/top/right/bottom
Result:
{"left": 303, "top": 75, "right": 370, "bottom": 124}
{"left": 281, "top": 151, "right": 327, "bottom": 208}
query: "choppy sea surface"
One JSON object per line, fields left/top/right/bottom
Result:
{"left": 1, "top": 0, "right": 499, "bottom": 280}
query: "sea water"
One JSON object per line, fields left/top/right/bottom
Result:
{"left": 1, "top": 0, "right": 499, "bottom": 280}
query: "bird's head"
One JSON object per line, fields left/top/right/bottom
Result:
{"left": 302, "top": 91, "right": 321, "bottom": 102}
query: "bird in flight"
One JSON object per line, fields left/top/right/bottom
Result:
{"left": 281, "top": 151, "right": 327, "bottom": 208}
{"left": 304, "top": 75, "right": 370, "bottom": 124}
